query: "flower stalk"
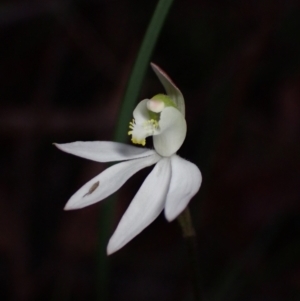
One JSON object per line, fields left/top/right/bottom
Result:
{"left": 178, "top": 207, "right": 203, "bottom": 301}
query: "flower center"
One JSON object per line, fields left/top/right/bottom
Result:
{"left": 147, "top": 99, "right": 165, "bottom": 113}
{"left": 128, "top": 94, "right": 177, "bottom": 146}
{"left": 147, "top": 94, "right": 176, "bottom": 121}
{"left": 128, "top": 119, "right": 159, "bottom": 146}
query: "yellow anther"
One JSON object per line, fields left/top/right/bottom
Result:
{"left": 128, "top": 118, "right": 159, "bottom": 147}
{"left": 131, "top": 137, "right": 146, "bottom": 146}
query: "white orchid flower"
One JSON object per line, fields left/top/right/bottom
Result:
{"left": 55, "top": 63, "right": 202, "bottom": 255}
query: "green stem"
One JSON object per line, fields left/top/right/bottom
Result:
{"left": 97, "top": 0, "right": 175, "bottom": 300}
{"left": 178, "top": 207, "right": 203, "bottom": 301}
{"left": 114, "top": 0, "right": 175, "bottom": 143}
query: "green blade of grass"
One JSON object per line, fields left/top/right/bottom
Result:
{"left": 115, "top": 0, "right": 175, "bottom": 143}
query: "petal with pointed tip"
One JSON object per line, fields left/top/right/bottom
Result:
{"left": 64, "top": 153, "right": 161, "bottom": 210}
{"left": 164, "top": 155, "right": 202, "bottom": 221}
{"left": 55, "top": 141, "right": 155, "bottom": 162}
{"left": 153, "top": 107, "right": 187, "bottom": 157}
{"left": 107, "top": 157, "right": 171, "bottom": 255}
{"left": 151, "top": 63, "right": 185, "bottom": 116}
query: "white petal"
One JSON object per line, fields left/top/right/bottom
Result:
{"left": 151, "top": 63, "right": 185, "bottom": 116}
{"left": 133, "top": 99, "right": 150, "bottom": 124}
{"left": 107, "top": 158, "right": 171, "bottom": 255}
{"left": 153, "top": 107, "right": 187, "bottom": 157}
{"left": 64, "top": 153, "right": 161, "bottom": 210}
{"left": 54, "top": 141, "right": 155, "bottom": 162}
{"left": 164, "top": 155, "right": 202, "bottom": 222}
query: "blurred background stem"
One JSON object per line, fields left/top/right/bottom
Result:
{"left": 97, "top": 0, "right": 175, "bottom": 300}
{"left": 178, "top": 207, "right": 203, "bottom": 301}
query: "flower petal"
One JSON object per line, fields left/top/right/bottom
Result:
{"left": 151, "top": 63, "right": 185, "bottom": 116}
{"left": 64, "top": 153, "right": 161, "bottom": 210}
{"left": 164, "top": 155, "right": 202, "bottom": 221}
{"left": 54, "top": 141, "right": 155, "bottom": 162}
{"left": 133, "top": 99, "right": 150, "bottom": 123}
{"left": 107, "top": 158, "right": 171, "bottom": 255}
{"left": 153, "top": 107, "right": 187, "bottom": 157}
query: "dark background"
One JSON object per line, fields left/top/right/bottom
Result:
{"left": 1, "top": 0, "right": 300, "bottom": 300}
